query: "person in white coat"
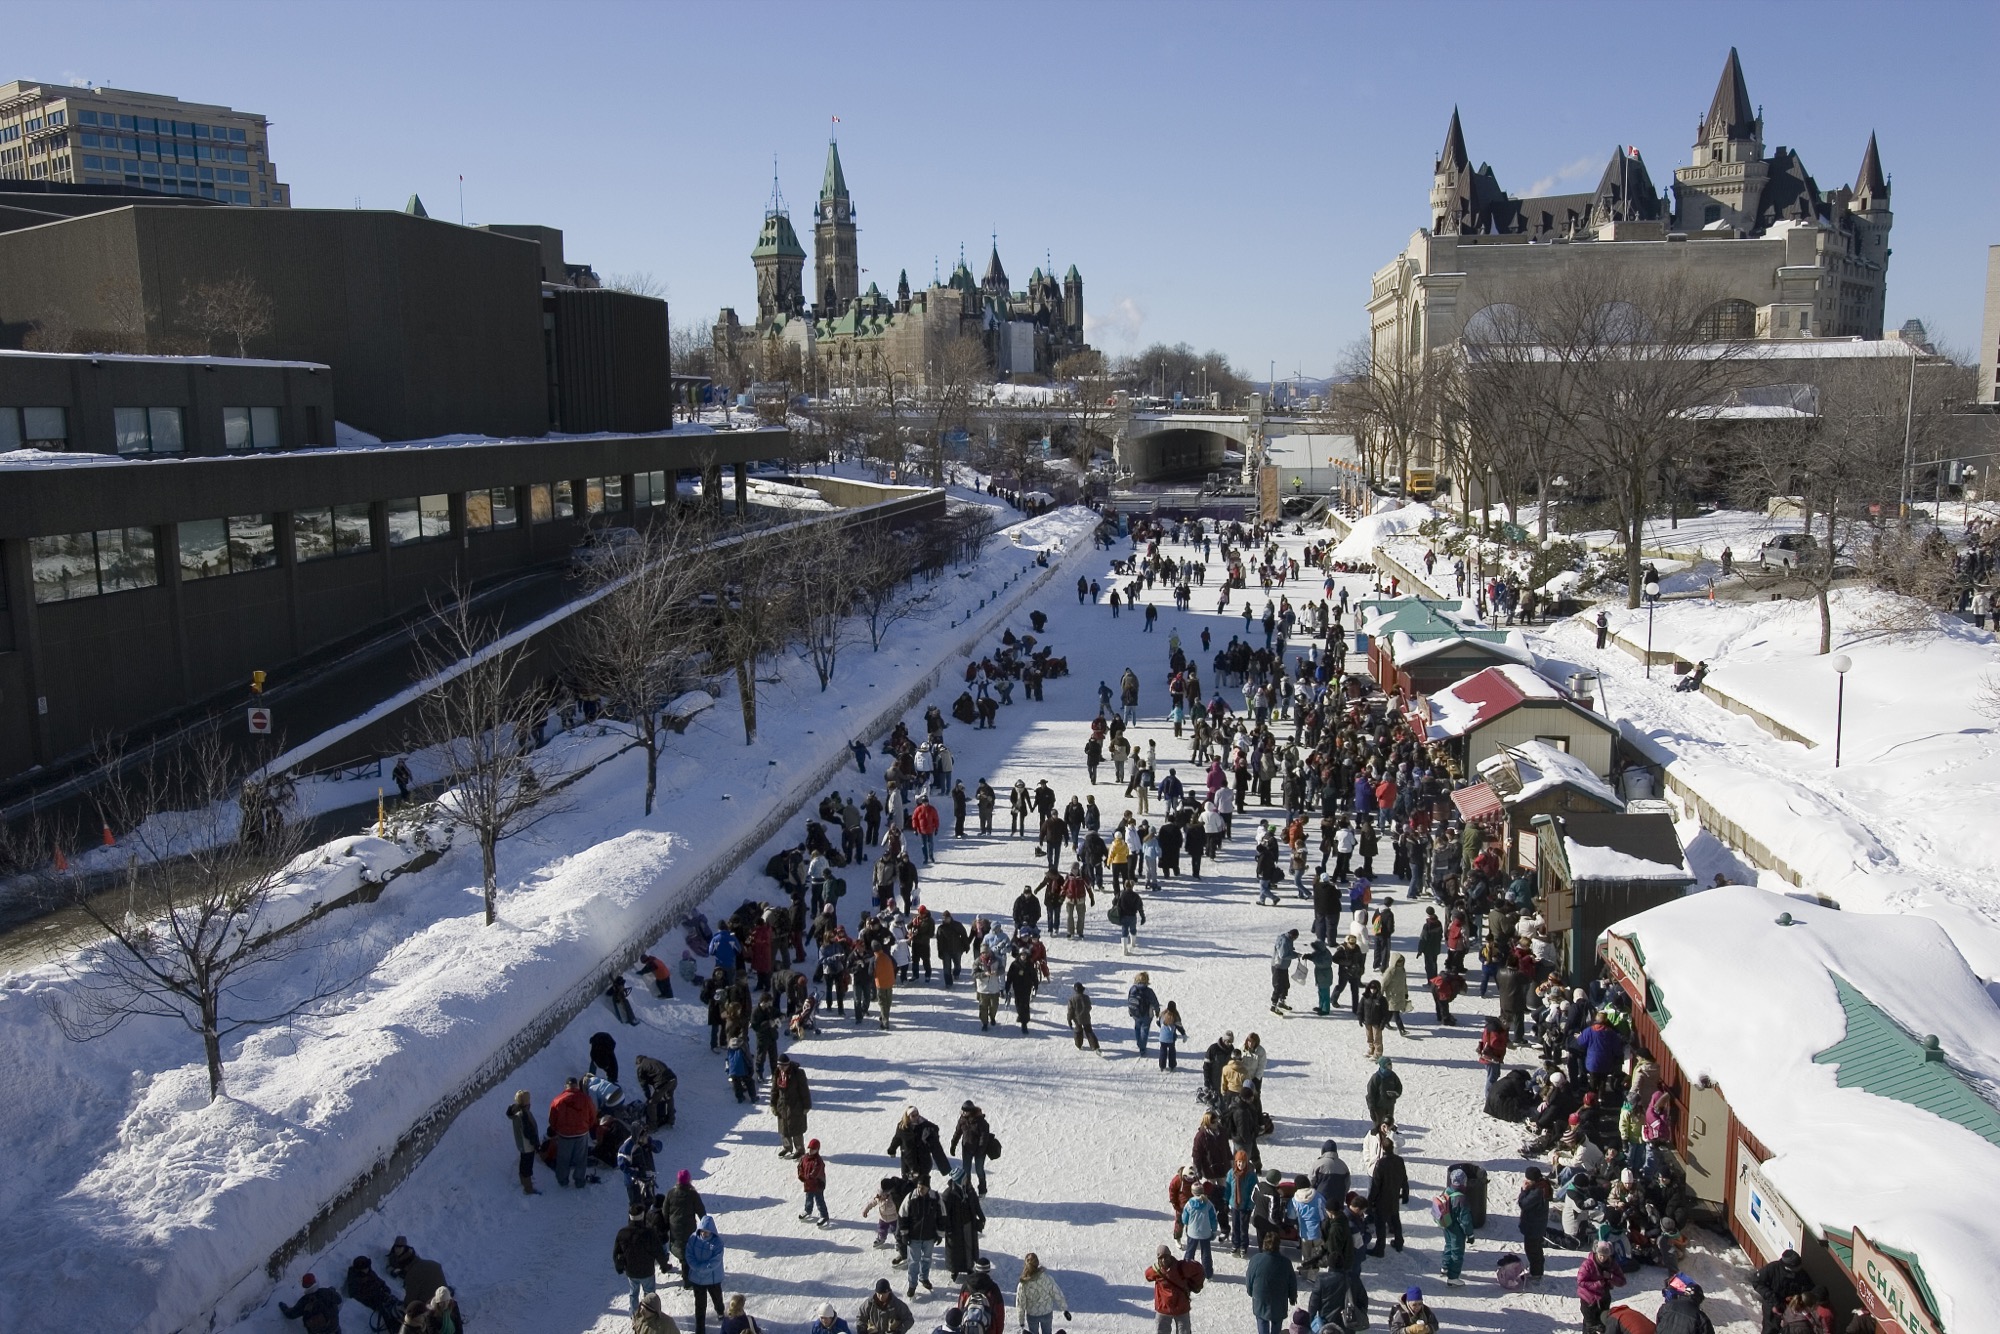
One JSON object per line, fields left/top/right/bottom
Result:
{"left": 1014, "top": 1253, "right": 1071, "bottom": 1334}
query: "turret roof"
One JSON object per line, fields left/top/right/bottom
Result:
{"left": 983, "top": 243, "right": 1008, "bottom": 288}
{"left": 752, "top": 208, "right": 806, "bottom": 260}
{"left": 1857, "top": 132, "right": 1888, "bottom": 199}
{"left": 1704, "top": 48, "right": 1757, "bottom": 141}
{"left": 821, "top": 139, "right": 849, "bottom": 202}
{"left": 1441, "top": 107, "right": 1469, "bottom": 171}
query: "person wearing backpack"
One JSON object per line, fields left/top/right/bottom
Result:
{"left": 1145, "top": 1244, "right": 1205, "bottom": 1334}
{"left": 951, "top": 1102, "right": 993, "bottom": 1196}
{"left": 1435, "top": 1168, "right": 1474, "bottom": 1286}
{"left": 958, "top": 1258, "right": 1006, "bottom": 1334}
{"left": 277, "top": 1273, "right": 343, "bottom": 1334}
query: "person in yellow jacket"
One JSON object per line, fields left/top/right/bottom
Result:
{"left": 1107, "top": 832, "right": 1133, "bottom": 891}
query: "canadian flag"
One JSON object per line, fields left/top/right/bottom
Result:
{"left": 1627, "top": 146, "right": 1640, "bottom": 158}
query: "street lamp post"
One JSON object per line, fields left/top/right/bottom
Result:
{"left": 1643, "top": 575, "right": 1662, "bottom": 678}
{"left": 1831, "top": 652, "right": 1852, "bottom": 767}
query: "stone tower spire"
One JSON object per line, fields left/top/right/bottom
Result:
{"left": 751, "top": 163, "right": 806, "bottom": 324}
{"left": 1674, "top": 48, "right": 1770, "bottom": 233}
{"left": 813, "top": 136, "right": 859, "bottom": 314}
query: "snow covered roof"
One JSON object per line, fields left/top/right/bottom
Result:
{"left": 0, "top": 348, "right": 329, "bottom": 371}
{"left": 1477, "top": 740, "right": 1623, "bottom": 809}
{"left": 1361, "top": 598, "right": 1471, "bottom": 637}
{"left": 1392, "top": 631, "right": 1533, "bottom": 667}
{"left": 1609, "top": 886, "right": 2000, "bottom": 1330}
{"left": 1425, "top": 663, "right": 1571, "bottom": 739}
{"left": 1554, "top": 811, "right": 1690, "bottom": 884}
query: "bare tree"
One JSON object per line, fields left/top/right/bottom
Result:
{"left": 95, "top": 275, "right": 155, "bottom": 354}
{"left": 408, "top": 592, "right": 569, "bottom": 924}
{"left": 851, "top": 523, "right": 935, "bottom": 650}
{"left": 774, "top": 525, "right": 861, "bottom": 691}
{"left": 39, "top": 735, "right": 346, "bottom": 1100}
{"left": 920, "top": 336, "right": 989, "bottom": 483}
{"left": 22, "top": 308, "right": 78, "bottom": 354}
{"left": 179, "top": 271, "right": 274, "bottom": 358}
{"left": 606, "top": 271, "right": 667, "bottom": 298}
{"left": 1450, "top": 306, "right": 1575, "bottom": 538}
{"left": 707, "top": 528, "right": 799, "bottom": 744}
{"left": 1339, "top": 336, "right": 1454, "bottom": 488}
{"left": 567, "top": 513, "right": 718, "bottom": 814}
{"left": 1524, "top": 269, "right": 1753, "bottom": 607}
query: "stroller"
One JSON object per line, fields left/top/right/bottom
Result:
{"left": 1672, "top": 661, "right": 1709, "bottom": 693}
{"left": 787, "top": 995, "right": 822, "bottom": 1040}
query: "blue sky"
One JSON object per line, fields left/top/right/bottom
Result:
{"left": 16, "top": 0, "right": 1997, "bottom": 373}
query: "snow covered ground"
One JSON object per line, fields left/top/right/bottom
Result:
{"left": 1538, "top": 590, "right": 2000, "bottom": 981}
{"left": 219, "top": 527, "right": 1757, "bottom": 1334}
{"left": 0, "top": 506, "right": 1093, "bottom": 1334}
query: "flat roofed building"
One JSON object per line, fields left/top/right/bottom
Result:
{"left": 0, "top": 78, "right": 286, "bottom": 207}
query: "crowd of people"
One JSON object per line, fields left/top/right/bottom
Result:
{"left": 279, "top": 511, "right": 1833, "bottom": 1334}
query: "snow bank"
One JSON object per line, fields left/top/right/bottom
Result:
{"left": 1616, "top": 886, "right": 2000, "bottom": 1331}
{"left": 0, "top": 504, "right": 1103, "bottom": 1334}
{"left": 1331, "top": 501, "right": 1434, "bottom": 564}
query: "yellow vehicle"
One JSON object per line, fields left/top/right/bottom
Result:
{"left": 1404, "top": 467, "right": 1437, "bottom": 499}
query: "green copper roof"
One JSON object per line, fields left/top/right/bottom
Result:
{"left": 752, "top": 209, "right": 805, "bottom": 260}
{"left": 405, "top": 194, "right": 428, "bottom": 218}
{"left": 1813, "top": 973, "right": 2000, "bottom": 1149}
{"left": 821, "top": 139, "right": 848, "bottom": 202}
{"left": 1065, "top": 264, "right": 1081, "bottom": 282}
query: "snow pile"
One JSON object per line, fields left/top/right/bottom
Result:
{"left": 1616, "top": 886, "right": 2000, "bottom": 1331}
{"left": 1563, "top": 840, "right": 1687, "bottom": 882}
{"left": 1329, "top": 501, "right": 1435, "bottom": 564}
{"left": 1478, "top": 739, "right": 1621, "bottom": 809}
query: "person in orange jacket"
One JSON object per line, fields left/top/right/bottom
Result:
{"left": 873, "top": 945, "right": 899, "bottom": 1029}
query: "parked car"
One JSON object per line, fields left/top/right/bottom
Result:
{"left": 1758, "top": 533, "right": 1817, "bottom": 570}
{"left": 572, "top": 526, "right": 643, "bottom": 571}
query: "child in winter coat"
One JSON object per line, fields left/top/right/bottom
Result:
{"left": 1157, "top": 1002, "right": 1188, "bottom": 1071}
{"left": 798, "top": 1138, "right": 830, "bottom": 1225}
{"left": 863, "top": 1182, "right": 903, "bottom": 1246}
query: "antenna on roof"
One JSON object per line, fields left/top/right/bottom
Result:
{"left": 770, "top": 155, "right": 786, "bottom": 213}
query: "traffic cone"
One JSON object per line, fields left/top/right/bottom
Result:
{"left": 53, "top": 848, "right": 67, "bottom": 872}
{"left": 101, "top": 822, "right": 115, "bottom": 847}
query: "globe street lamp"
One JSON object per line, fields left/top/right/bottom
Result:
{"left": 1643, "top": 575, "right": 1662, "bottom": 679}
{"left": 1831, "top": 652, "right": 1853, "bottom": 768}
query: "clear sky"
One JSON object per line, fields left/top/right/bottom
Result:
{"left": 15, "top": 0, "right": 1997, "bottom": 374}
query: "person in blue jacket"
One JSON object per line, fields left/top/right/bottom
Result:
{"left": 1178, "top": 1186, "right": 1220, "bottom": 1276}
{"left": 806, "top": 1302, "right": 855, "bottom": 1334}
{"left": 684, "top": 1215, "right": 727, "bottom": 1334}
{"left": 1573, "top": 1012, "right": 1627, "bottom": 1093}
{"left": 710, "top": 927, "right": 742, "bottom": 984}
{"left": 1290, "top": 1174, "right": 1327, "bottom": 1273}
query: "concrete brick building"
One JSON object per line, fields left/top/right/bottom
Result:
{"left": 0, "top": 78, "right": 286, "bottom": 206}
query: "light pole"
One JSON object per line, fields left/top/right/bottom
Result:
{"left": 1831, "top": 652, "right": 1852, "bottom": 767}
{"left": 1643, "top": 575, "right": 1662, "bottom": 678}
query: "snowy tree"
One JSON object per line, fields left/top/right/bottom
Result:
{"left": 408, "top": 592, "right": 569, "bottom": 924}
{"left": 568, "top": 512, "right": 718, "bottom": 814}
{"left": 40, "top": 736, "right": 349, "bottom": 1101}
{"left": 851, "top": 524, "right": 935, "bottom": 651}
{"left": 178, "top": 272, "right": 274, "bottom": 358}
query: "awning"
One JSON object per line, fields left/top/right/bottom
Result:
{"left": 1450, "top": 783, "right": 1504, "bottom": 825}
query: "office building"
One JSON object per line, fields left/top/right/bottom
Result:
{"left": 0, "top": 79, "right": 287, "bottom": 207}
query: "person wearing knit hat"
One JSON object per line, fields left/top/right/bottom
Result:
{"left": 278, "top": 1271, "right": 342, "bottom": 1329}
{"left": 662, "top": 1169, "right": 706, "bottom": 1283}
{"left": 1393, "top": 1286, "right": 1436, "bottom": 1332}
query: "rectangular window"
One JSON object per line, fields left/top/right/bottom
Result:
{"left": 0, "top": 407, "right": 69, "bottom": 450}
{"left": 294, "top": 504, "right": 374, "bottom": 561}
{"left": 529, "top": 483, "right": 553, "bottom": 523}
{"left": 222, "top": 405, "right": 282, "bottom": 450}
{"left": 387, "top": 494, "right": 452, "bottom": 545}
{"left": 553, "top": 480, "right": 575, "bottom": 519}
{"left": 1534, "top": 735, "right": 1572, "bottom": 753}
{"left": 79, "top": 110, "right": 98, "bottom": 126}
{"left": 114, "top": 405, "right": 184, "bottom": 455}
{"left": 466, "top": 486, "right": 518, "bottom": 531}
{"left": 648, "top": 470, "right": 667, "bottom": 506}
{"left": 631, "top": 472, "right": 651, "bottom": 508}
{"left": 586, "top": 477, "right": 606, "bottom": 514}
{"left": 30, "top": 527, "right": 158, "bottom": 602}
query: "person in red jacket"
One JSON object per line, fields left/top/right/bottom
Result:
{"left": 548, "top": 1076, "right": 599, "bottom": 1189}
{"left": 796, "top": 1137, "right": 830, "bottom": 1226}
{"left": 912, "top": 796, "right": 941, "bottom": 865}
{"left": 748, "top": 920, "right": 774, "bottom": 992}
{"left": 1478, "top": 1017, "right": 1510, "bottom": 1087}
{"left": 1145, "top": 1243, "right": 1204, "bottom": 1334}
{"left": 1431, "top": 965, "right": 1465, "bottom": 1025}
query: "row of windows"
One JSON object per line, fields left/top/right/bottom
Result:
{"left": 4, "top": 404, "right": 313, "bottom": 454}
{"left": 79, "top": 153, "right": 250, "bottom": 184}
{"left": 70, "top": 110, "right": 249, "bottom": 142}
{"left": 27, "top": 479, "right": 682, "bottom": 603}
{"left": 75, "top": 132, "right": 250, "bottom": 165}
